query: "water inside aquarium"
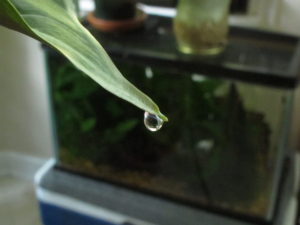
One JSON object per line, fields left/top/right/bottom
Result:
{"left": 47, "top": 54, "right": 291, "bottom": 221}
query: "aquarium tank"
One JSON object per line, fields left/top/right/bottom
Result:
{"left": 42, "top": 1, "right": 300, "bottom": 222}
{"left": 45, "top": 49, "right": 292, "bottom": 222}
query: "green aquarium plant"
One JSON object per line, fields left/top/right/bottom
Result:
{"left": 52, "top": 59, "right": 272, "bottom": 216}
{"left": 0, "top": 0, "right": 168, "bottom": 122}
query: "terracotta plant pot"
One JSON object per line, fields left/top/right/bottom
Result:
{"left": 87, "top": 0, "right": 147, "bottom": 32}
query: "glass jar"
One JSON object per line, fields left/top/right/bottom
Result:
{"left": 174, "top": 0, "right": 231, "bottom": 55}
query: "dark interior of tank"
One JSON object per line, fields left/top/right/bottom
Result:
{"left": 46, "top": 52, "right": 290, "bottom": 221}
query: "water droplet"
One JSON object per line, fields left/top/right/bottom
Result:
{"left": 144, "top": 112, "right": 164, "bottom": 132}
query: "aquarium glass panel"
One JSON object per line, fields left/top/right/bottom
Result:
{"left": 48, "top": 54, "right": 291, "bottom": 221}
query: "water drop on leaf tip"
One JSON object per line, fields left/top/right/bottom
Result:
{"left": 144, "top": 112, "right": 164, "bottom": 132}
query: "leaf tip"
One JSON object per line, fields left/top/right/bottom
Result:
{"left": 159, "top": 113, "right": 169, "bottom": 122}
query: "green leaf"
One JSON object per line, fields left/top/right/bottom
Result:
{"left": 0, "top": 0, "right": 168, "bottom": 122}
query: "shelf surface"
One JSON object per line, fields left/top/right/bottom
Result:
{"left": 87, "top": 16, "right": 300, "bottom": 89}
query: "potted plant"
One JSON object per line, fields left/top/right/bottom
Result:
{"left": 94, "top": 0, "right": 136, "bottom": 20}
{"left": 87, "top": 0, "right": 147, "bottom": 32}
{"left": 0, "top": 0, "right": 167, "bottom": 123}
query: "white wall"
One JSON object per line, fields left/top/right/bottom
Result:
{"left": 277, "top": 0, "right": 300, "bottom": 149}
{"left": 291, "top": 88, "right": 300, "bottom": 150}
{"left": 278, "top": 1, "right": 300, "bottom": 149}
{"left": 0, "top": 27, "right": 53, "bottom": 158}
{"left": 277, "top": 0, "right": 300, "bottom": 36}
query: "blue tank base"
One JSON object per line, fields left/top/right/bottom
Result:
{"left": 39, "top": 201, "right": 116, "bottom": 225}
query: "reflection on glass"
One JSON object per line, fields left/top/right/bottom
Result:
{"left": 49, "top": 58, "right": 290, "bottom": 221}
